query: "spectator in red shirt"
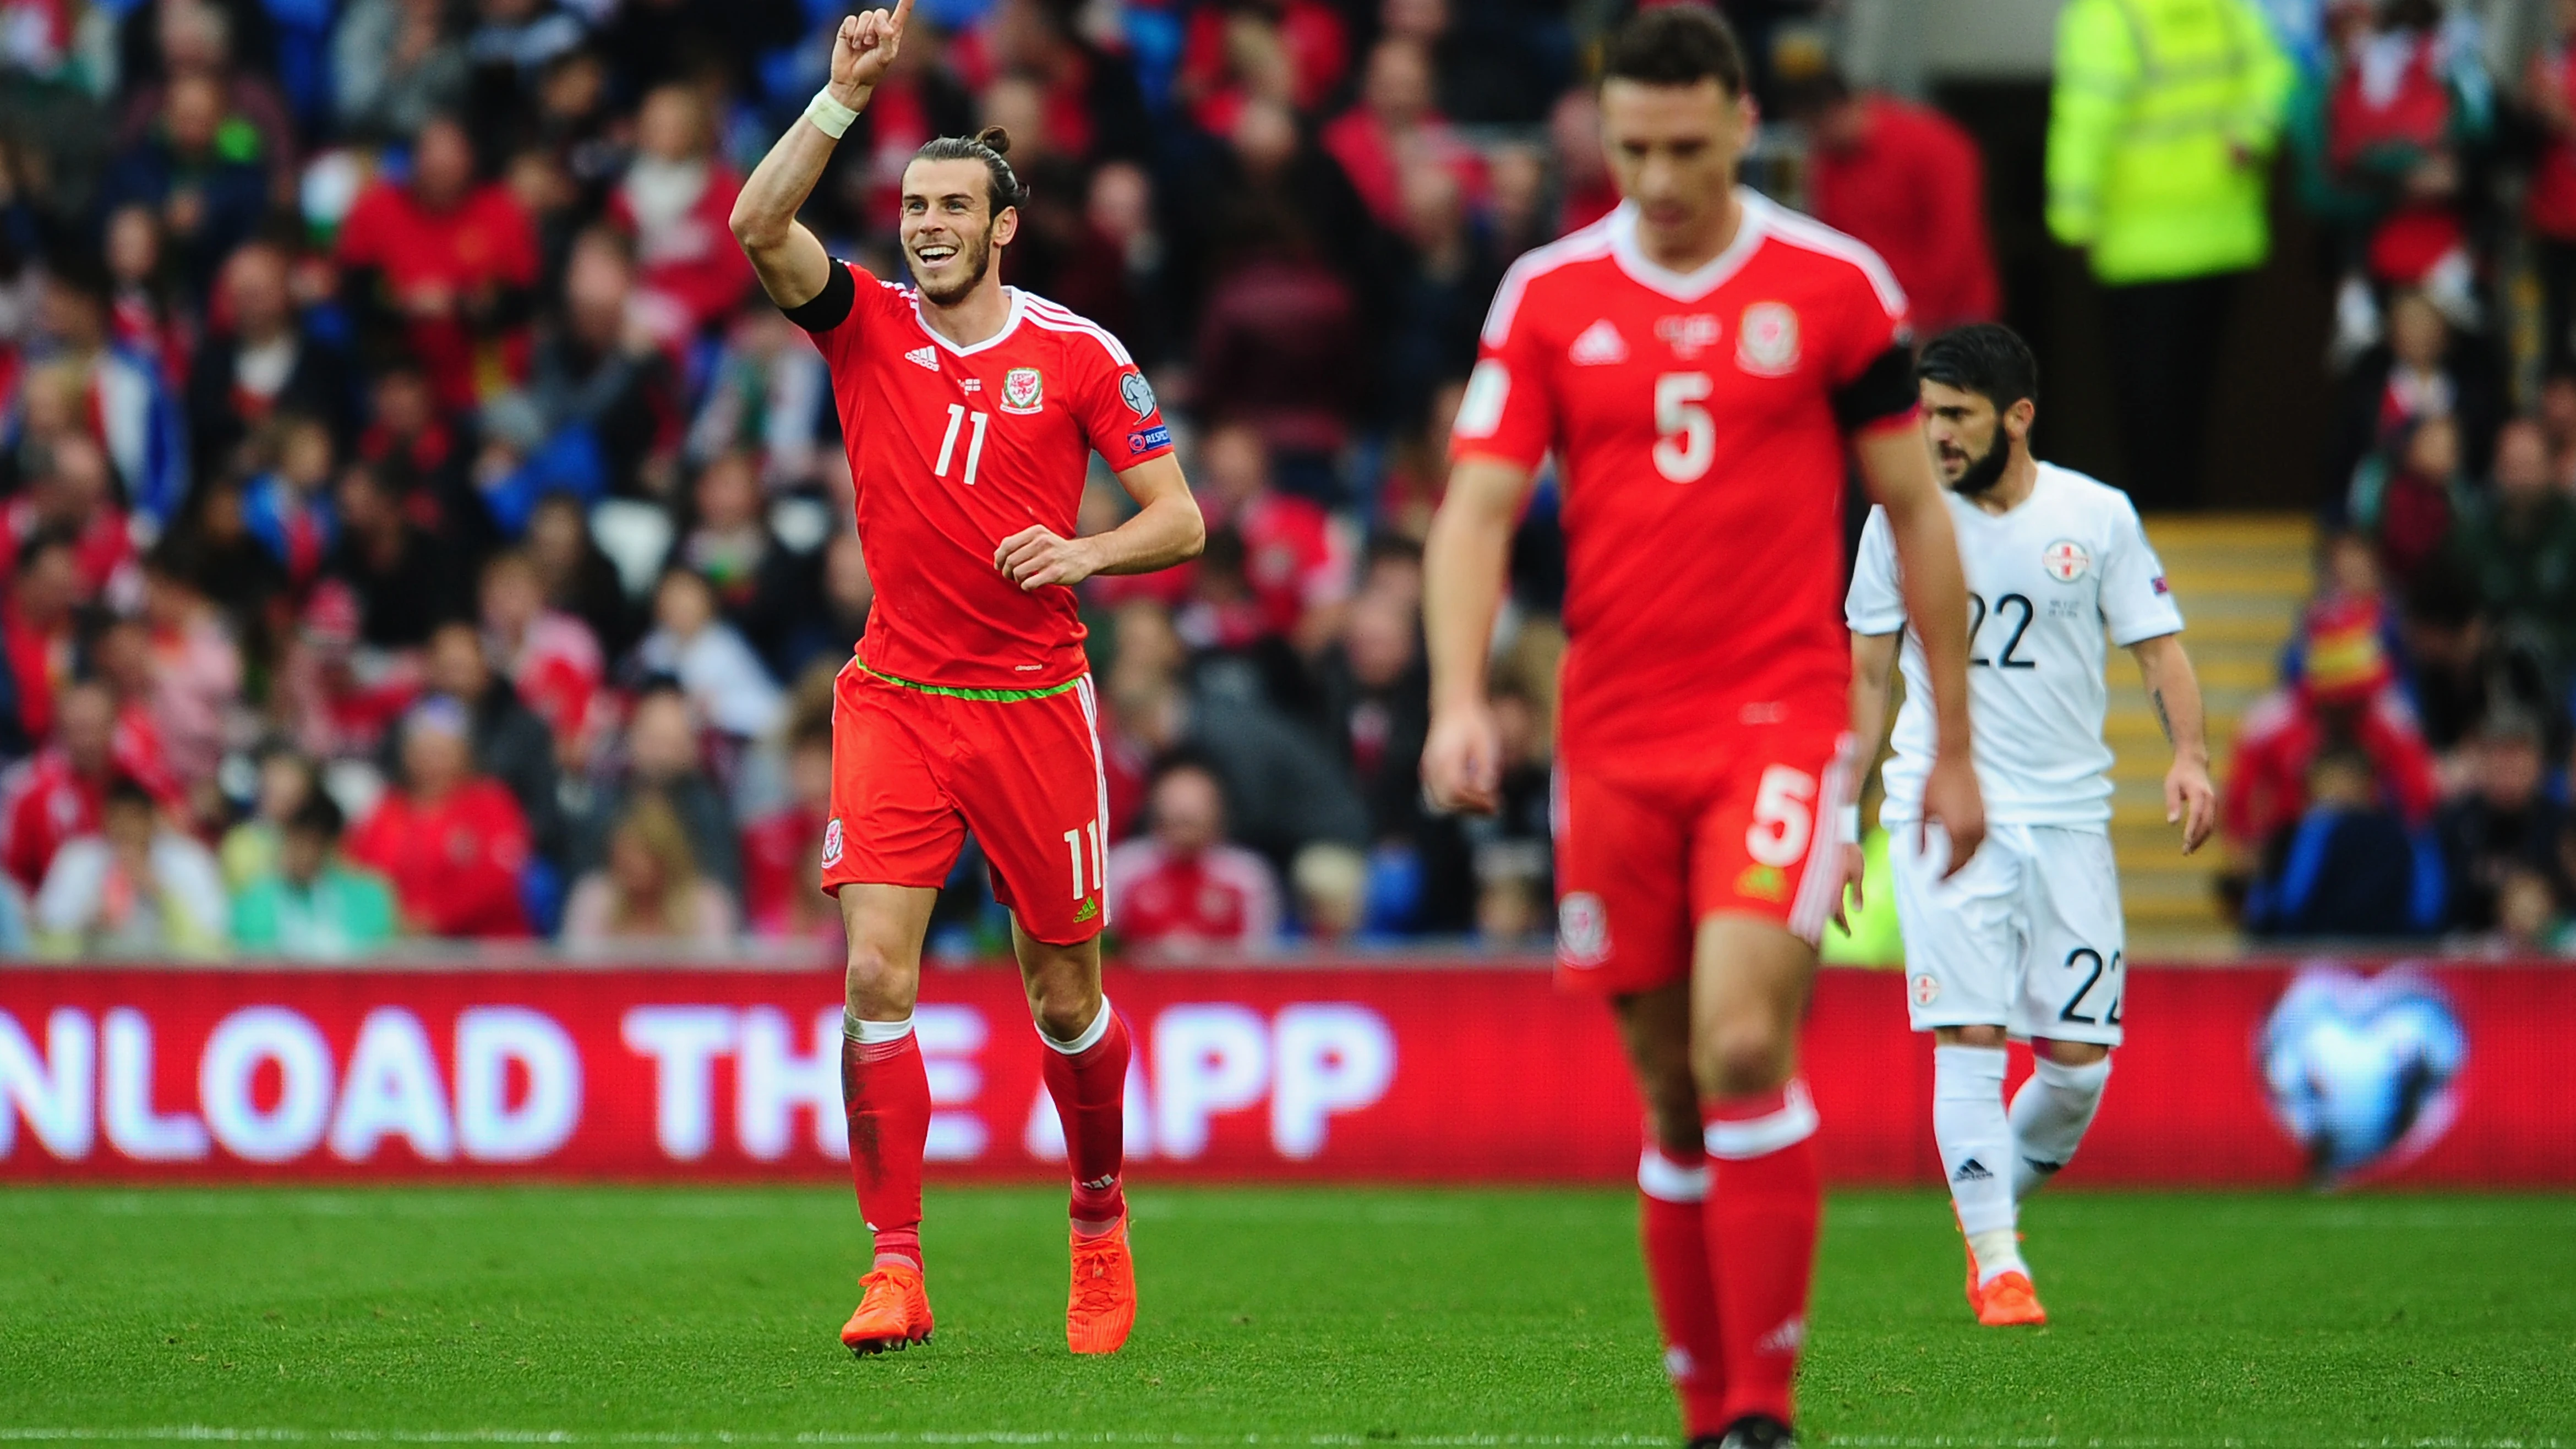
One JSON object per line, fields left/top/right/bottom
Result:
{"left": 3, "top": 530, "right": 85, "bottom": 747}
{"left": 2223, "top": 598, "right": 2442, "bottom": 899}
{"left": 739, "top": 716, "right": 837, "bottom": 943}
{"left": 336, "top": 113, "right": 541, "bottom": 412}
{"left": 1323, "top": 37, "right": 1482, "bottom": 232}
{"left": 608, "top": 85, "right": 753, "bottom": 345}
{"left": 478, "top": 548, "right": 602, "bottom": 756}
{"left": 3, "top": 681, "right": 134, "bottom": 890}
{"left": 1106, "top": 758, "right": 1282, "bottom": 953}
{"left": 2526, "top": 0, "right": 2576, "bottom": 373}
{"left": 1198, "top": 421, "right": 1356, "bottom": 654}
{"left": 344, "top": 695, "right": 533, "bottom": 937}
{"left": 0, "top": 436, "right": 135, "bottom": 608}
{"left": 1790, "top": 71, "right": 2000, "bottom": 337}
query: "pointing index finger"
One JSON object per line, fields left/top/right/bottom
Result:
{"left": 888, "top": 0, "right": 914, "bottom": 32}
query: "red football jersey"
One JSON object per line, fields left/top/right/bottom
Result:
{"left": 803, "top": 265, "right": 1175, "bottom": 691}
{"left": 1452, "top": 193, "right": 1914, "bottom": 768}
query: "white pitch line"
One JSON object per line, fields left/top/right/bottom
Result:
{"left": 0, "top": 1433, "right": 2564, "bottom": 1449}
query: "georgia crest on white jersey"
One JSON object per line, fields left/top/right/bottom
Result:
{"left": 1847, "top": 462, "right": 2184, "bottom": 828}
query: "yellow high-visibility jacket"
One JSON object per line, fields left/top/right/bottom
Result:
{"left": 2047, "top": 0, "right": 2294, "bottom": 285}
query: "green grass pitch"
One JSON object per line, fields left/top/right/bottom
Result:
{"left": 1, "top": 1185, "right": 2571, "bottom": 1446}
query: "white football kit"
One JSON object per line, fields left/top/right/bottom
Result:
{"left": 1846, "top": 462, "right": 2184, "bottom": 1046}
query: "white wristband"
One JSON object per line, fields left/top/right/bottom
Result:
{"left": 1837, "top": 804, "right": 1862, "bottom": 844}
{"left": 805, "top": 87, "right": 859, "bottom": 139}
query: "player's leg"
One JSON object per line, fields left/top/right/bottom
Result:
{"left": 1889, "top": 822, "right": 2037, "bottom": 1317}
{"left": 957, "top": 677, "right": 1134, "bottom": 1353}
{"left": 1682, "top": 732, "right": 1860, "bottom": 1440}
{"left": 2009, "top": 828, "right": 2125, "bottom": 1201}
{"left": 825, "top": 665, "right": 967, "bottom": 1355}
{"left": 1614, "top": 982, "right": 1731, "bottom": 1443}
{"left": 1688, "top": 913, "right": 1822, "bottom": 1440}
{"left": 1560, "top": 768, "right": 1722, "bottom": 1440}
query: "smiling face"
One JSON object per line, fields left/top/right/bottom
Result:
{"left": 899, "top": 157, "right": 1016, "bottom": 307}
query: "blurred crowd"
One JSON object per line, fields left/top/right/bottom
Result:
{"left": 17, "top": 0, "right": 2576, "bottom": 960}
{"left": 2206, "top": 0, "right": 2576, "bottom": 950}
{"left": 0, "top": 0, "right": 1628, "bottom": 959}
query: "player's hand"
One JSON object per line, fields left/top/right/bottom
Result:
{"left": 832, "top": 0, "right": 913, "bottom": 102}
{"left": 2166, "top": 754, "right": 2217, "bottom": 855}
{"left": 995, "top": 526, "right": 1099, "bottom": 590}
{"left": 1421, "top": 702, "right": 1502, "bottom": 816}
{"left": 1920, "top": 751, "right": 1985, "bottom": 879}
{"left": 1829, "top": 841, "right": 1865, "bottom": 934}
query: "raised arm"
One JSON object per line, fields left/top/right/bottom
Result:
{"left": 2129, "top": 631, "right": 2215, "bottom": 853}
{"left": 1855, "top": 425, "right": 1985, "bottom": 871}
{"left": 729, "top": 1, "right": 914, "bottom": 310}
{"left": 1419, "top": 457, "right": 1534, "bottom": 816}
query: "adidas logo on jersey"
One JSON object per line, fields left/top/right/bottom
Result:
{"left": 1952, "top": 1157, "right": 1994, "bottom": 1183}
{"left": 1568, "top": 319, "right": 1628, "bottom": 366}
{"left": 905, "top": 345, "right": 939, "bottom": 370}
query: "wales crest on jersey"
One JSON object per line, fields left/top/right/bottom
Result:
{"left": 1001, "top": 366, "right": 1045, "bottom": 414}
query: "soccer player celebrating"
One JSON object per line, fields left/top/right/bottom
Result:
{"left": 728, "top": 0, "right": 1204, "bottom": 1358}
{"left": 1844, "top": 323, "right": 2215, "bottom": 1326}
{"left": 1422, "top": 9, "right": 1985, "bottom": 1447}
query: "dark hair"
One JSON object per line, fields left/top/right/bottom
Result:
{"left": 286, "top": 790, "right": 345, "bottom": 841}
{"left": 1918, "top": 323, "right": 2041, "bottom": 412}
{"left": 1601, "top": 3, "right": 1748, "bottom": 96}
{"left": 103, "top": 773, "right": 156, "bottom": 814}
{"left": 912, "top": 126, "right": 1025, "bottom": 216}
{"left": 14, "top": 521, "right": 79, "bottom": 576}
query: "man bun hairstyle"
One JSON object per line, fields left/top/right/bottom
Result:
{"left": 1918, "top": 322, "right": 2041, "bottom": 412}
{"left": 913, "top": 126, "right": 1026, "bottom": 215}
{"left": 1601, "top": 3, "right": 1748, "bottom": 97}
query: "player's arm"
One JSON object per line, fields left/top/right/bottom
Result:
{"left": 1855, "top": 424, "right": 1985, "bottom": 872}
{"left": 1848, "top": 628, "right": 1901, "bottom": 762}
{"left": 1419, "top": 457, "right": 1533, "bottom": 816}
{"left": 728, "top": 2, "right": 913, "bottom": 310}
{"left": 996, "top": 452, "right": 1205, "bottom": 589}
{"left": 2128, "top": 632, "right": 2215, "bottom": 854}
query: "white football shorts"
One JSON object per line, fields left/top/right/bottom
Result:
{"left": 1887, "top": 821, "right": 2126, "bottom": 1047}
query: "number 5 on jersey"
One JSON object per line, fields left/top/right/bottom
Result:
{"left": 1654, "top": 372, "right": 1713, "bottom": 483}
{"left": 936, "top": 404, "right": 990, "bottom": 486}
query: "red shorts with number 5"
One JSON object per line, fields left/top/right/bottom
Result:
{"left": 1552, "top": 724, "right": 1857, "bottom": 995}
{"left": 821, "top": 660, "right": 1112, "bottom": 945}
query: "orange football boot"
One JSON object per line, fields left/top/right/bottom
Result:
{"left": 840, "top": 1263, "right": 935, "bottom": 1355}
{"left": 1974, "top": 1270, "right": 2048, "bottom": 1326}
{"left": 1065, "top": 1219, "right": 1137, "bottom": 1354}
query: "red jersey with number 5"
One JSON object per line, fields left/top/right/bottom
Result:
{"left": 803, "top": 263, "right": 1174, "bottom": 691}
{"left": 1451, "top": 192, "right": 1915, "bottom": 769}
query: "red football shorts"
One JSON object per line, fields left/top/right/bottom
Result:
{"left": 1551, "top": 724, "right": 1857, "bottom": 995}
{"left": 821, "top": 661, "right": 1111, "bottom": 945}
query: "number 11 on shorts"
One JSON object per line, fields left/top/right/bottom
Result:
{"left": 1063, "top": 818, "right": 1105, "bottom": 899}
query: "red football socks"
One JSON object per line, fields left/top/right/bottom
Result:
{"left": 841, "top": 1025, "right": 930, "bottom": 1271}
{"left": 1040, "top": 1004, "right": 1131, "bottom": 1233}
{"left": 1638, "top": 1143, "right": 1728, "bottom": 1437}
{"left": 1702, "top": 1081, "right": 1823, "bottom": 1427}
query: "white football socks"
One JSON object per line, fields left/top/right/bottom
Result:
{"left": 1931, "top": 1045, "right": 2022, "bottom": 1285}
{"left": 2009, "top": 1053, "right": 2111, "bottom": 1200}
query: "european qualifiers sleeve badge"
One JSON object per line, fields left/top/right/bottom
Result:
{"left": 1120, "top": 371, "right": 1157, "bottom": 418}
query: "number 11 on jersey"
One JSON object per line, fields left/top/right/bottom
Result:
{"left": 936, "top": 404, "right": 990, "bottom": 486}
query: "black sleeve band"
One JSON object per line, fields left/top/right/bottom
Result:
{"left": 779, "top": 260, "right": 855, "bottom": 333}
{"left": 1831, "top": 343, "right": 1919, "bottom": 433}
